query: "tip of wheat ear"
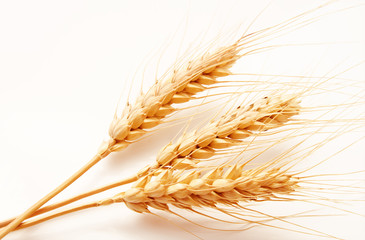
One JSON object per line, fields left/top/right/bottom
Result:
{"left": 154, "top": 94, "right": 301, "bottom": 169}
{"left": 119, "top": 164, "right": 298, "bottom": 213}
{"left": 105, "top": 41, "right": 244, "bottom": 152}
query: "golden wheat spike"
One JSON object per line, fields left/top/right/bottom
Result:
{"left": 154, "top": 94, "right": 300, "bottom": 169}
{"left": 107, "top": 40, "right": 242, "bottom": 152}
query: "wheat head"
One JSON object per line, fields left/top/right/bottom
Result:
{"left": 152, "top": 94, "right": 301, "bottom": 170}
{"left": 105, "top": 41, "right": 243, "bottom": 153}
{"left": 118, "top": 164, "right": 298, "bottom": 214}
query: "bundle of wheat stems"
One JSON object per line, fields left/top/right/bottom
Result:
{"left": 1, "top": 1, "right": 364, "bottom": 239}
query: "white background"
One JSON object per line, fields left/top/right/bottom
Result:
{"left": 0, "top": 0, "right": 364, "bottom": 240}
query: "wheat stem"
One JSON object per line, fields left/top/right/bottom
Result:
{"left": 13, "top": 201, "right": 114, "bottom": 231}
{"left": 0, "top": 147, "right": 113, "bottom": 238}
{"left": 0, "top": 173, "right": 138, "bottom": 228}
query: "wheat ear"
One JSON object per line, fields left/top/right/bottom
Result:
{"left": 153, "top": 94, "right": 300, "bottom": 170}
{"left": 119, "top": 164, "right": 341, "bottom": 238}
{"left": 106, "top": 40, "right": 241, "bottom": 152}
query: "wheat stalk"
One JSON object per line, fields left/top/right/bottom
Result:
{"left": 14, "top": 125, "right": 363, "bottom": 238}
{"left": 0, "top": 93, "right": 300, "bottom": 230}
{"left": 11, "top": 72, "right": 360, "bottom": 230}
{"left": 0, "top": 29, "right": 248, "bottom": 239}
{"left": 6, "top": 3, "right": 336, "bottom": 231}
{"left": 2, "top": 2, "right": 363, "bottom": 238}
{"left": 11, "top": 163, "right": 338, "bottom": 238}
{"left": 8, "top": 164, "right": 300, "bottom": 230}
{"left": 2, "top": 70, "right": 362, "bottom": 236}
{"left": 6, "top": 94, "right": 364, "bottom": 238}
{"left": 2, "top": 1, "right": 346, "bottom": 235}
{"left": 5, "top": 16, "right": 301, "bottom": 235}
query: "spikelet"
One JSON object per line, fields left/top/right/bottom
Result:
{"left": 154, "top": 94, "right": 300, "bottom": 169}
